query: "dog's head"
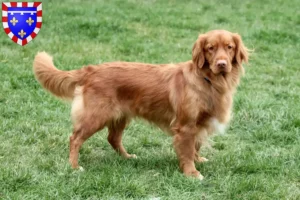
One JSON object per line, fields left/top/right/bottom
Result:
{"left": 192, "top": 30, "right": 248, "bottom": 74}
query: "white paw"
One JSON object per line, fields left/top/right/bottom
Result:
{"left": 78, "top": 166, "right": 84, "bottom": 171}
{"left": 195, "top": 156, "right": 209, "bottom": 163}
{"left": 198, "top": 174, "right": 204, "bottom": 181}
{"left": 199, "top": 157, "right": 209, "bottom": 162}
{"left": 130, "top": 154, "right": 137, "bottom": 159}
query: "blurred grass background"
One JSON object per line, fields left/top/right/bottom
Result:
{"left": 0, "top": 0, "right": 299, "bottom": 199}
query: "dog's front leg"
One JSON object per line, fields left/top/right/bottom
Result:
{"left": 172, "top": 124, "right": 204, "bottom": 180}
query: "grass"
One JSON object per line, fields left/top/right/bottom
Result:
{"left": 1, "top": 0, "right": 300, "bottom": 199}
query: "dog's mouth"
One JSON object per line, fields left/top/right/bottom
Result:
{"left": 213, "top": 67, "right": 230, "bottom": 76}
{"left": 210, "top": 68, "right": 227, "bottom": 75}
{"left": 220, "top": 71, "right": 226, "bottom": 76}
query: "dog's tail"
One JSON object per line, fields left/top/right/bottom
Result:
{"left": 33, "top": 52, "right": 84, "bottom": 100}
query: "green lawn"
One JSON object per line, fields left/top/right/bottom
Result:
{"left": 1, "top": 0, "right": 300, "bottom": 199}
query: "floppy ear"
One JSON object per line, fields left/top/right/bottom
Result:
{"left": 233, "top": 33, "right": 249, "bottom": 65}
{"left": 192, "top": 34, "right": 206, "bottom": 68}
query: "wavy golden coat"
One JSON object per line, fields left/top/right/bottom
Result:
{"left": 33, "top": 30, "right": 248, "bottom": 180}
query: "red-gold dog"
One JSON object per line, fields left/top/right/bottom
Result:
{"left": 33, "top": 30, "right": 248, "bottom": 180}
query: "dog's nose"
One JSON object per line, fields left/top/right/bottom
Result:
{"left": 217, "top": 60, "right": 227, "bottom": 68}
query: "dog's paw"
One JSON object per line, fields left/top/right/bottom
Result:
{"left": 198, "top": 173, "right": 204, "bottom": 181}
{"left": 123, "top": 153, "right": 137, "bottom": 159}
{"left": 72, "top": 166, "right": 84, "bottom": 173}
{"left": 185, "top": 169, "right": 204, "bottom": 180}
{"left": 78, "top": 166, "right": 85, "bottom": 171}
{"left": 129, "top": 154, "right": 137, "bottom": 159}
{"left": 195, "top": 156, "right": 209, "bottom": 163}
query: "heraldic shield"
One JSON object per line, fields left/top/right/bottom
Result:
{"left": 2, "top": 2, "right": 42, "bottom": 46}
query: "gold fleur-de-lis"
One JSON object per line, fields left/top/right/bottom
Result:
{"left": 10, "top": 17, "right": 18, "bottom": 26}
{"left": 18, "top": 29, "right": 26, "bottom": 38}
{"left": 26, "top": 17, "right": 34, "bottom": 26}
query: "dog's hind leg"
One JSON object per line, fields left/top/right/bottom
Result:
{"left": 69, "top": 116, "right": 106, "bottom": 169}
{"left": 107, "top": 117, "right": 136, "bottom": 159}
{"left": 69, "top": 87, "right": 114, "bottom": 169}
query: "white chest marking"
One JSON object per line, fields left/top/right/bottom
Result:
{"left": 211, "top": 118, "right": 227, "bottom": 134}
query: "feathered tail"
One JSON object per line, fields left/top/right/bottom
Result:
{"left": 33, "top": 52, "right": 83, "bottom": 100}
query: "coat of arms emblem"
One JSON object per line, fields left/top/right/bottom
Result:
{"left": 2, "top": 2, "right": 42, "bottom": 46}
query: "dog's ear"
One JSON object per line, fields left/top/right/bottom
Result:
{"left": 192, "top": 34, "right": 206, "bottom": 68}
{"left": 233, "top": 33, "right": 249, "bottom": 65}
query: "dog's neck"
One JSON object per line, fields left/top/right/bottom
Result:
{"left": 203, "top": 76, "right": 212, "bottom": 84}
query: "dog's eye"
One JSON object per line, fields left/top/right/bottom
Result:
{"left": 228, "top": 45, "right": 233, "bottom": 49}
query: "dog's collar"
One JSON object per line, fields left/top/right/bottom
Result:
{"left": 204, "top": 77, "right": 211, "bottom": 84}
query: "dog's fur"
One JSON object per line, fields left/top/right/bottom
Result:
{"left": 33, "top": 30, "right": 248, "bottom": 180}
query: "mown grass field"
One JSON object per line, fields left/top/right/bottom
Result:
{"left": 1, "top": 0, "right": 300, "bottom": 199}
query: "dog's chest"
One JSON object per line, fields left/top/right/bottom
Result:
{"left": 209, "top": 118, "right": 227, "bottom": 134}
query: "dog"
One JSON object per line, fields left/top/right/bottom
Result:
{"left": 33, "top": 30, "right": 248, "bottom": 180}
